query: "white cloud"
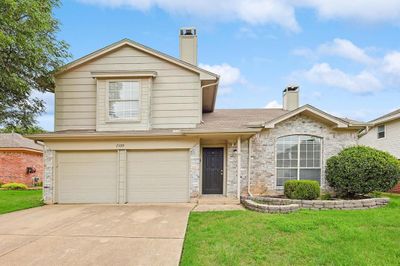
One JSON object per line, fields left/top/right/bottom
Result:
{"left": 265, "top": 100, "right": 282, "bottom": 108}
{"left": 199, "top": 63, "right": 244, "bottom": 96}
{"left": 382, "top": 52, "right": 400, "bottom": 76}
{"left": 297, "top": 0, "right": 400, "bottom": 24}
{"left": 78, "top": 0, "right": 300, "bottom": 31}
{"left": 79, "top": 0, "right": 400, "bottom": 30}
{"left": 293, "top": 38, "right": 375, "bottom": 65}
{"left": 301, "top": 63, "right": 382, "bottom": 94}
{"left": 318, "top": 38, "right": 375, "bottom": 65}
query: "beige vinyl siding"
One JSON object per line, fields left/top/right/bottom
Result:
{"left": 359, "top": 119, "right": 400, "bottom": 159}
{"left": 55, "top": 45, "right": 201, "bottom": 131}
{"left": 126, "top": 150, "right": 189, "bottom": 202}
{"left": 56, "top": 151, "right": 118, "bottom": 203}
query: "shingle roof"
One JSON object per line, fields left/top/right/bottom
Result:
{"left": 199, "top": 108, "right": 289, "bottom": 130}
{"left": 0, "top": 133, "right": 43, "bottom": 151}
{"left": 370, "top": 108, "right": 400, "bottom": 123}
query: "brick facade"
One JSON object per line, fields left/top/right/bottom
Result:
{"left": 0, "top": 150, "right": 44, "bottom": 186}
{"left": 223, "top": 114, "right": 358, "bottom": 197}
{"left": 389, "top": 183, "right": 400, "bottom": 194}
{"left": 245, "top": 114, "right": 358, "bottom": 195}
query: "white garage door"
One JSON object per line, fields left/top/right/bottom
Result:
{"left": 57, "top": 151, "right": 118, "bottom": 203}
{"left": 126, "top": 150, "right": 189, "bottom": 203}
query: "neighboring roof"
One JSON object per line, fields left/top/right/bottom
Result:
{"left": 0, "top": 133, "right": 43, "bottom": 152}
{"left": 55, "top": 38, "right": 219, "bottom": 81}
{"left": 263, "top": 105, "right": 367, "bottom": 129}
{"left": 370, "top": 108, "right": 400, "bottom": 125}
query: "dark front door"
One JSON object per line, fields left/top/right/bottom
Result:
{"left": 202, "top": 148, "right": 224, "bottom": 194}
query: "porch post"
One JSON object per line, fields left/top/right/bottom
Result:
{"left": 237, "top": 136, "right": 241, "bottom": 199}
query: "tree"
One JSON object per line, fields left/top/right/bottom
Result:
{"left": 0, "top": 125, "right": 46, "bottom": 135}
{"left": 0, "top": 0, "right": 69, "bottom": 128}
{"left": 326, "top": 146, "right": 400, "bottom": 198}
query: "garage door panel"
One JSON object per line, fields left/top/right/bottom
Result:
{"left": 127, "top": 150, "right": 189, "bottom": 203}
{"left": 57, "top": 151, "right": 118, "bottom": 203}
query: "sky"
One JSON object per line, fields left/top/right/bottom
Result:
{"left": 38, "top": 0, "right": 400, "bottom": 130}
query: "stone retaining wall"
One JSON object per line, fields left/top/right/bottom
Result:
{"left": 242, "top": 199, "right": 299, "bottom": 213}
{"left": 242, "top": 196, "right": 389, "bottom": 212}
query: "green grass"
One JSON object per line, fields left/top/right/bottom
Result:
{"left": 181, "top": 194, "right": 400, "bottom": 266}
{"left": 0, "top": 189, "right": 43, "bottom": 215}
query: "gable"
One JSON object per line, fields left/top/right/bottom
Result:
{"left": 54, "top": 44, "right": 205, "bottom": 131}
{"left": 56, "top": 39, "right": 218, "bottom": 80}
{"left": 264, "top": 105, "right": 365, "bottom": 130}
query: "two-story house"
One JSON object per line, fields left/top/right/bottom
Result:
{"left": 30, "top": 28, "right": 365, "bottom": 204}
{"left": 359, "top": 109, "right": 400, "bottom": 159}
{"left": 359, "top": 109, "right": 400, "bottom": 193}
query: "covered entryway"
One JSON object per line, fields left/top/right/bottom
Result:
{"left": 57, "top": 151, "right": 118, "bottom": 203}
{"left": 202, "top": 147, "right": 224, "bottom": 194}
{"left": 126, "top": 150, "right": 189, "bottom": 203}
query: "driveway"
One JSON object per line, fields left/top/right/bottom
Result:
{"left": 0, "top": 204, "right": 193, "bottom": 266}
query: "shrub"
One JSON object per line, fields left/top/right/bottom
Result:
{"left": 2, "top": 183, "right": 28, "bottom": 190}
{"left": 284, "top": 180, "right": 320, "bottom": 200}
{"left": 326, "top": 146, "right": 400, "bottom": 198}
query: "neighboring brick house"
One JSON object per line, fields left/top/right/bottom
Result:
{"left": 0, "top": 133, "right": 44, "bottom": 186}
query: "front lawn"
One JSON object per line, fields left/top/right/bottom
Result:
{"left": 181, "top": 194, "right": 400, "bottom": 266}
{"left": 0, "top": 189, "right": 43, "bottom": 215}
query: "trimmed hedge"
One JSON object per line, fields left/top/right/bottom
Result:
{"left": 326, "top": 146, "right": 400, "bottom": 198}
{"left": 2, "top": 183, "right": 28, "bottom": 190}
{"left": 284, "top": 180, "right": 320, "bottom": 200}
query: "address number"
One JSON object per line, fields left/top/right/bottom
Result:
{"left": 116, "top": 144, "right": 125, "bottom": 148}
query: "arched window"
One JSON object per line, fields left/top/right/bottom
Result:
{"left": 276, "top": 135, "right": 322, "bottom": 187}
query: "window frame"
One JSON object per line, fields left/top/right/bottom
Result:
{"left": 377, "top": 124, "right": 385, "bottom": 139}
{"left": 275, "top": 135, "right": 323, "bottom": 188}
{"left": 105, "top": 79, "right": 142, "bottom": 122}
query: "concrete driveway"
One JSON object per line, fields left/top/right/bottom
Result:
{"left": 0, "top": 204, "right": 194, "bottom": 266}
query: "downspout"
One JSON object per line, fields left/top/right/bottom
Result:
{"left": 237, "top": 136, "right": 241, "bottom": 199}
{"left": 247, "top": 136, "right": 253, "bottom": 197}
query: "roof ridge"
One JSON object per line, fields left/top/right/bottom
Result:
{"left": 370, "top": 108, "right": 400, "bottom": 122}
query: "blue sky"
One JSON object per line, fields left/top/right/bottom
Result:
{"left": 38, "top": 0, "right": 400, "bottom": 130}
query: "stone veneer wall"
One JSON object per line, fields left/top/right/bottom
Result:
{"left": 43, "top": 146, "right": 54, "bottom": 204}
{"left": 190, "top": 144, "right": 201, "bottom": 197}
{"left": 244, "top": 114, "right": 358, "bottom": 195}
{"left": 226, "top": 140, "right": 249, "bottom": 198}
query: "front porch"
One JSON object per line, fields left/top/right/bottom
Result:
{"left": 189, "top": 132, "right": 256, "bottom": 200}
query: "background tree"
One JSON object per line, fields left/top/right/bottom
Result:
{"left": 0, "top": 0, "right": 70, "bottom": 129}
{"left": 0, "top": 125, "right": 46, "bottom": 135}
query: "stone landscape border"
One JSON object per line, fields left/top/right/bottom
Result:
{"left": 241, "top": 196, "right": 390, "bottom": 213}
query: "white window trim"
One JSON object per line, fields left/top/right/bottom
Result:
{"left": 105, "top": 79, "right": 142, "bottom": 123}
{"left": 377, "top": 124, "right": 386, "bottom": 140}
{"left": 275, "top": 135, "right": 323, "bottom": 189}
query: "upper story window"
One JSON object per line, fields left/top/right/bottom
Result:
{"left": 377, "top": 125, "right": 385, "bottom": 139}
{"left": 276, "top": 135, "right": 322, "bottom": 187}
{"left": 108, "top": 81, "right": 140, "bottom": 120}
